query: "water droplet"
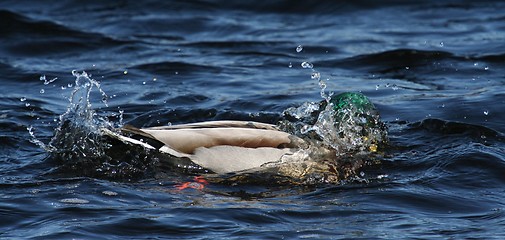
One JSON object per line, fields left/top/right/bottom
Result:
{"left": 20, "top": 97, "right": 26, "bottom": 102}
{"left": 123, "top": 70, "right": 128, "bottom": 75}
{"left": 288, "top": 62, "right": 292, "bottom": 68}
{"left": 25, "top": 103, "right": 31, "bottom": 107}
{"left": 118, "top": 109, "right": 124, "bottom": 126}
{"left": 405, "top": 66, "right": 410, "bottom": 70}
{"left": 68, "top": 83, "right": 73, "bottom": 88}
{"left": 39, "top": 75, "right": 58, "bottom": 85}
{"left": 311, "top": 72, "right": 321, "bottom": 81}
{"left": 175, "top": 71, "right": 179, "bottom": 75}
{"left": 377, "top": 174, "right": 388, "bottom": 180}
{"left": 301, "top": 62, "right": 313, "bottom": 69}
{"left": 392, "top": 84, "right": 398, "bottom": 91}
{"left": 484, "top": 66, "right": 489, "bottom": 70}
{"left": 153, "top": 78, "right": 157, "bottom": 81}
{"left": 142, "top": 81, "right": 146, "bottom": 85}
{"left": 473, "top": 62, "right": 479, "bottom": 66}
{"left": 296, "top": 45, "right": 303, "bottom": 52}
{"left": 375, "top": 85, "right": 379, "bottom": 90}
{"left": 40, "top": 89, "right": 45, "bottom": 94}
{"left": 484, "top": 110, "right": 489, "bottom": 115}
{"left": 439, "top": 41, "right": 444, "bottom": 47}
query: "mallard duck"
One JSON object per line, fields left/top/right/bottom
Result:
{"left": 101, "top": 92, "right": 387, "bottom": 183}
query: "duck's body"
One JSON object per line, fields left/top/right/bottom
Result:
{"left": 102, "top": 120, "right": 333, "bottom": 176}
{"left": 99, "top": 92, "right": 386, "bottom": 183}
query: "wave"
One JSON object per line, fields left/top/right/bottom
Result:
{"left": 132, "top": 61, "right": 222, "bottom": 75}
{"left": 381, "top": 118, "right": 505, "bottom": 188}
{"left": 0, "top": 9, "right": 128, "bottom": 56}
{"left": 408, "top": 118, "right": 503, "bottom": 141}
{"left": 323, "top": 48, "right": 505, "bottom": 73}
{"left": 182, "top": 40, "right": 291, "bottom": 49}
{"left": 473, "top": 53, "right": 505, "bottom": 63}
{"left": 319, "top": 49, "right": 454, "bottom": 72}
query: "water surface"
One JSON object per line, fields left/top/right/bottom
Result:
{"left": 1, "top": 1, "right": 505, "bottom": 239}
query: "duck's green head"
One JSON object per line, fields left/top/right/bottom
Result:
{"left": 329, "top": 92, "right": 376, "bottom": 116}
{"left": 325, "top": 92, "right": 387, "bottom": 152}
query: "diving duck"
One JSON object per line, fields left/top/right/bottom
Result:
{"left": 102, "top": 92, "right": 387, "bottom": 183}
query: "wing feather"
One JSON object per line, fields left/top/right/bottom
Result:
{"left": 141, "top": 127, "right": 295, "bottom": 154}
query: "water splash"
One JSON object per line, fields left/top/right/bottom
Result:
{"left": 284, "top": 55, "right": 387, "bottom": 155}
{"left": 313, "top": 92, "right": 387, "bottom": 153}
{"left": 30, "top": 71, "right": 153, "bottom": 180}
{"left": 45, "top": 71, "right": 111, "bottom": 155}
{"left": 284, "top": 92, "right": 387, "bottom": 155}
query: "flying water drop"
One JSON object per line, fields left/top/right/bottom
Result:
{"left": 301, "top": 62, "right": 313, "bottom": 69}
{"left": 296, "top": 45, "right": 303, "bottom": 52}
{"left": 39, "top": 75, "right": 58, "bottom": 85}
{"left": 311, "top": 72, "right": 321, "bottom": 81}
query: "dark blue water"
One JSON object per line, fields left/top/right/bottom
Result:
{"left": 2, "top": 0, "right": 505, "bottom": 239}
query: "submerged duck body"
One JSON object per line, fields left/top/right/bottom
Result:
{"left": 103, "top": 121, "right": 333, "bottom": 174}
{"left": 101, "top": 92, "right": 387, "bottom": 184}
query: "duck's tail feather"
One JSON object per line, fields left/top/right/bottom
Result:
{"left": 101, "top": 126, "right": 209, "bottom": 175}
{"left": 117, "top": 124, "right": 166, "bottom": 150}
